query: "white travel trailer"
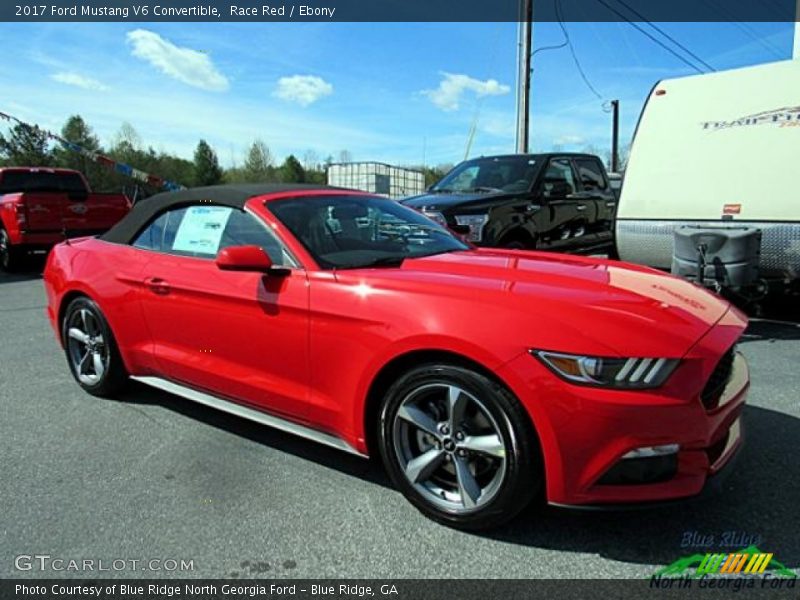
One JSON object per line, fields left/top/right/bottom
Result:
{"left": 616, "top": 59, "right": 800, "bottom": 295}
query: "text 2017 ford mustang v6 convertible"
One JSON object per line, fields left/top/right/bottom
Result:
{"left": 44, "top": 184, "right": 749, "bottom": 529}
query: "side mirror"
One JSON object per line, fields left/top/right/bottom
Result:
{"left": 546, "top": 181, "right": 570, "bottom": 199}
{"left": 216, "top": 245, "right": 287, "bottom": 275}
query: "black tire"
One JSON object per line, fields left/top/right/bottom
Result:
{"left": 61, "top": 296, "right": 129, "bottom": 398}
{"left": 500, "top": 231, "right": 537, "bottom": 251}
{"left": 378, "top": 363, "right": 541, "bottom": 530}
{"left": 0, "top": 228, "right": 23, "bottom": 272}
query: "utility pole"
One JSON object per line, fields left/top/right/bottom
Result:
{"left": 515, "top": 0, "right": 533, "bottom": 153}
{"left": 610, "top": 99, "right": 620, "bottom": 173}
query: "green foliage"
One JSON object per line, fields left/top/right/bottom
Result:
{"left": 53, "top": 115, "right": 117, "bottom": 192}
{"left": 279, "top": 154, "right": 306, "bottom": 183}
{"left": 193, "top": 139, "right": 223, "bottom": 186}
{"left": 0, "top": 123, "right": 54, "bottom": 166}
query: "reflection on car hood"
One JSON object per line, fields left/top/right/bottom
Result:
{"left": 401, "top": 191, "right": 515, "bottom": 211}
{"left": 336, "top": 248, "right": 735, "bottom": 358}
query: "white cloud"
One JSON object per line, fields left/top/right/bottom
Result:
{"left": 274, "top": 75, "right": 333, "bottom": 107}
{"left": 51, "top": 72, "right": 109, "bottom": 92}
{"left": 422, "top": 72, "right": 510, "bottom": 112}
{"left": 126, "top": 29, "right": 229, "bottom": 92}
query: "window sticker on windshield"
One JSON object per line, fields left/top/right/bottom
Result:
{"left": 171, "top": 206, "right": 232, "bottom": 255}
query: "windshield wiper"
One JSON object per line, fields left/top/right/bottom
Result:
{"left": 465, "top": 186, "right": 503, "bottom": 193}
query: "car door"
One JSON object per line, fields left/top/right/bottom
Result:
{"left": 573, "top": 157, "right": 616, "bottom": 248}
{"left": 133, "top": 203, "right": 310, "bottom": 420}
{"left": 535, "top": 157, "right": 582, "bottom": 250}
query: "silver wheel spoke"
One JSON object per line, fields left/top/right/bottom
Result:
{"left": 80, "top": 309, "right": 90, "bottom": 333}
{"left": 68, "top": 328, "right": 90, "bottom": 345}
{"left": 78, "top": 351, "right": 91, "bottom": 375}
{"left": 92, "top": 352, "right": 105, "bottom": 379}
{"left": 93, "top": 334, "right": 104, "bottom": 346}
{"left": 447, "top": 385, "right": 469, "bottom": 432}
{"left": 461, "top": 434, "right": 505, "bottom": 459}
{"left": 393, "top": 382, "right": 507, "bottom": 514}
{"left": 397, "top": 403, "right": 439, "bottom": 437}
{"left": 454, "top": 456, "right": 481, "bottom": 509}
{"left": 405, "top": 448, "right": 446, "bottom": 484}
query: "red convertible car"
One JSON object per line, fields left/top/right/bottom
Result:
{"left": 43, "top": 184, "right": 749, "bottom": 529}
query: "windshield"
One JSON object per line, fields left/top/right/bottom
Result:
{"left": 0, "top": 170, "right": 87, "bottom": 195}
{"left": 432, "top": 156, "right": 539, "bottom": 194}
{"left": 269, "top": 195, "right": 469, "bottom": 270}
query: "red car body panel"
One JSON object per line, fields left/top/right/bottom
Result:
{"left": 43, "top": 190, "right": 749, "bottom": 507}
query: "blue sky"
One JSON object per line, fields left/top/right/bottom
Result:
{"left": 0, "top": 21, "right": 794, "bottom": 169}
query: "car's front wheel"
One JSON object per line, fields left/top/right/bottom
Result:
{"left": 62, "top": 296, "right": 128, "bottom": 397}
{"left": 378, "top": 363, "right": 541, "bottom": 530}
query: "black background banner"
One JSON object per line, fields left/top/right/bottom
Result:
{"left": 1, "top": 0, "right": 798, "bottom": 23}
{"left": 3, "top": 579, "right": 799, "bottom": 599}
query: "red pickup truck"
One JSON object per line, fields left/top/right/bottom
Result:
{"left": 0, "top": 167, "right": 130, "bottom": 271}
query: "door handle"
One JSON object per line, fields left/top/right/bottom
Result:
{"left": 606, "top": 201, "right": 617, "bottom": 208}
{"left": 576, "top": 204, "right": 587, "bottom": 211}
{"left": 144, "top": 277, "right": 171, "bottom": 295}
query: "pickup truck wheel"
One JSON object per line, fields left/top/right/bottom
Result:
{"left": 501, "top": 232, "right": 537, "bottom": 251}
{"left": 0, "top": 228, "right": 22, "bottom": 272}
{"left": 378, "top": 363, "right": 541, "bottom": 530}
{"left": 62, "top": 297, "right": 129, "bottom": 398}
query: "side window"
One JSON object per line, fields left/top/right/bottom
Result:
{"left": 132, "top": 211, "right": 169, "bottom": 251}
{"left": 575, "top": 159, "right": 608, "bottom": 191}
{"left": 218, "top": 209, "right": 288, "bottom": 266}
{"left": 541, "top": 158, "right": 577, "bottom": 197}
{"left": 132, "top": 205, "right": 290, "bottom": 264}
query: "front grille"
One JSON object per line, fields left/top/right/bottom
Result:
{"left": 701, "top": 346, "right": 736, "bottom": 410}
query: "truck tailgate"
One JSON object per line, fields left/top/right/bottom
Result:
{"left": 17, "top": 192, "right": 67, "bottom": 232}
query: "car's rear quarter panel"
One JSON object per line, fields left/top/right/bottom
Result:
{"left": 46, "top": 239, "right": 156, "bottom": 375}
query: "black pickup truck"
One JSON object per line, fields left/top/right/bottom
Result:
{"left": 402, "top": 153, "right": 617, "bottom": 254}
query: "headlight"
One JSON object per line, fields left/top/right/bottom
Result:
{"left": 422, "top": 210, "right": 448, "bottom": 228}
{"left": 454, "top": 214, "right": 489, "bottom": 242}
{"left": 531, "top": 350, "right": 679, "bottom": 389}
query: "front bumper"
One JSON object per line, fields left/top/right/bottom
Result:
{"left": 497, "top": 307, "right": 749, "bottom": 506}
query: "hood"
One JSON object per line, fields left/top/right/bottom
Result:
{"left": 401, "top": 191, "right": 515, "bottom": 211}
{"left": 335, "top": 249, "right": 733, "bottom": 359}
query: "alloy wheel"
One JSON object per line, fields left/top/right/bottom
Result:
{"left": 66, "top": 307, "right": 109, "bottom": 386}
{"left": 392, "top": 383, "right": 507, "bottom": 513}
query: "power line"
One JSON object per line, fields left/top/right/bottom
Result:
{"left": 702, "top": 0, "right": 784, "bottom": 59}
{"left": 593, "top": 0, "right": 707, "bottom": 74}
{"left": 532, "top": 0, "right": 569, "bottom": 61}
{"left": 555, "top": 0, "right": 605, "bottom": 100}
{"left": 611, "top": 0, "right": 716, "bottom": 71}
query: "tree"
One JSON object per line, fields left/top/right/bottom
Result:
{"left": 280, "top": 154, "right": 306, "bottom": 183}
{"left": 302, "top": 149, "right": 319, "bottom": 171}
{"left": 52, "top": 115, "right": 115, "bottom": 190}
{"left": 242, "top": 140, "right": 273, "bottom": 182}
{"left": 0, "top": 123, "right": 53, "bottom": 166}
{"left": 337, "top": 149, "right": 353, "bottom": 164}
{"left": 193, "top": 139, "right": 222, "bottom": 186}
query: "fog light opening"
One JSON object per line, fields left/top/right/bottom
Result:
{"left": 622, "top": 443, "right": 680, "bottom": 460}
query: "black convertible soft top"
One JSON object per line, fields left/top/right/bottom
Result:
{"left": 101, "top": 184, "right": 341, "bottom": 244}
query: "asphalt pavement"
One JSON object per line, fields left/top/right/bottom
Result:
{"left": 1, "top": 262, "right": 798, "bottom": 579}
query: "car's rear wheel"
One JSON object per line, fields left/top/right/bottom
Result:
{"left": 62, "top": 296, "right": 128, "bottom": 398}
{"left": 378, "top": 363, "right": 541, "bottom": 530}
{"left": 0, "top": 228, "right": 23, "bottom": 272}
